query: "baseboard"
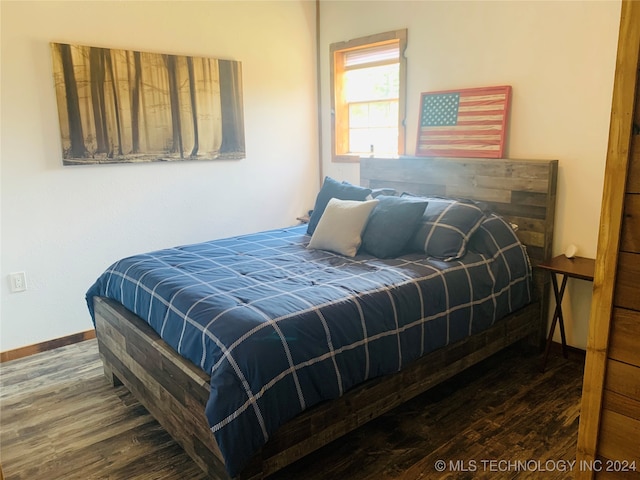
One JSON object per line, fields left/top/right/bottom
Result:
{"left": 549, "top": 341, "right": 586, "bottom": 362}
{"left": 0, "top": 329, "right": 96, "bottom": 363}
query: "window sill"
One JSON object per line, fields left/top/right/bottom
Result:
{"left": 332, "top": 154, "right": 362, "bottom": 163}
{"left": 332, "top": 154, "right": 400, "bottom": 163}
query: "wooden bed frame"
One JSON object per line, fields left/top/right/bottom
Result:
{"left": 94, "top": 156, "right": 558, "bottom": 479}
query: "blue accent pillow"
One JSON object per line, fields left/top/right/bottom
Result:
{"left": 361, "top": 196, "right": 429, "bottom": 258}
{"left": 408, "top": 196, "right": 485, "bottom": 260}
{"left": 307, "top": 177, "right": 372, "bottom": 235}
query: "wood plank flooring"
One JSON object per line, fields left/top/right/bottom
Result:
{"left": 0, "top": 340, "right": 584, "bottom": 479}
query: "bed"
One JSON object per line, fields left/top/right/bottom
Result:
{"left": 88, "top": 156, "right": 558, "bottom": 479}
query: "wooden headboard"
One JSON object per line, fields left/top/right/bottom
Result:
{"left": 360, "top": 156, "right": 558, "bottom": 341}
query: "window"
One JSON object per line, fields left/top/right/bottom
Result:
{"left": 330, "top": 29, "right": 407, "bottom": 162}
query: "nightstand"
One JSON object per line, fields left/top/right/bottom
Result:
{"left": 537, "top": 254, "right": 595, "bottom": 372}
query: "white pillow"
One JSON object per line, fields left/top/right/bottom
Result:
{"left": 307, "top": 198, "right": 379, "bottom": 257}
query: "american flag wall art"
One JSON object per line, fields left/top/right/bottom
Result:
{"left": 416, "top": 85, "right": 512, "bottom": 158}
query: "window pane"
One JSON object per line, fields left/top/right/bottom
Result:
{"left": 349, "top": 127, "right": 397, "bottom": 155}
{"left": 349, "top": 101, "right": 397, "bottom": 128}
{"left": 349, "top": 129, "right": 373, "bottom": 154}
{"left": 344, "top": 64, "right": 399, "bottom": 103}
{"left": 368, "top": 101, "right": 398, "bottom": 127}
{"left": 348, "top": 100, "right": 398, "bottom": 153}
{"left": 349, "top": 103, "right": 370, "bottom": 128}
{"left": 373, "top": 128, "right": 398, "bottom": 153}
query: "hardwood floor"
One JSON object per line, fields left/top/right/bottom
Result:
{"left": 0, "top": 340, "right": 584, "bottom": 479}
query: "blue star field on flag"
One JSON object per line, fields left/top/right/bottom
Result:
{"left": 420, "top": 93, "right": 460, "bottom": 127}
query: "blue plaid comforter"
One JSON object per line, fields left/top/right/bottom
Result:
{"left": 87, "top": 218, "right": 531, "bottom": 476}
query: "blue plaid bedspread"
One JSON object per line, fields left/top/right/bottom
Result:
{"left": 86, "top": 219, "right": 531, "bottom": 476}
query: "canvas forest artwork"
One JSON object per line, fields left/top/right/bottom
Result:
{"left": 50, "top": 43, "right": 245, "bottom": 165}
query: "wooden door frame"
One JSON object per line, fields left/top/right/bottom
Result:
{"left": 576, "top": 1, "right": 640, "bottom": 477}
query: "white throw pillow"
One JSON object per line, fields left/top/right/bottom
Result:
{"left": 307, "top": 198, "right": 379, "bottom": 257}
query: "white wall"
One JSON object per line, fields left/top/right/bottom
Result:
{"left": 319, "top": 0, "right": 621, "bottom": 349}
{"left": 0, "top": 0, "right": 623, "bottom": 352}
{"left": 0, "top": 1, "right": 318, "bottom": 351}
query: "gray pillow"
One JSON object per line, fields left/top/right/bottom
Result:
{"left": 307, "top": 176, "right": 372, "bottom": 236}
{"left": 361, "top": 196, "right": 428, "bottom": 258}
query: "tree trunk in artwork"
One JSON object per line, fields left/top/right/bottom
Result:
{"left": 218, "top": 60, "right": 245, "bottom": 155}
{"left": 130, "top": 51, "right": 143, "bottom": 154}
{"left": 187, "top": 57, "right": 199, "bottom": 158}
{"left": 202, "top": 58, "right": 222, "bottom": 155}
{"left": 89, "top": 48, "right": 109, "bottom": 155}
{"left": 58, "top": 43, "right": 86, "bottom": 158}
{"left": 165, "top": 55, "right": 184, "bottom": 158}
{"left": 104, "top": 49, "right": 123, "bottom": 157}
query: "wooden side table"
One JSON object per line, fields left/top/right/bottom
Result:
{"left": 537, "top": 254, "right": 595, "bottom": 372}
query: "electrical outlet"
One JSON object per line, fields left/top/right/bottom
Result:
{"left": 9, "top": 272, "right": 27, "bottom": 293}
